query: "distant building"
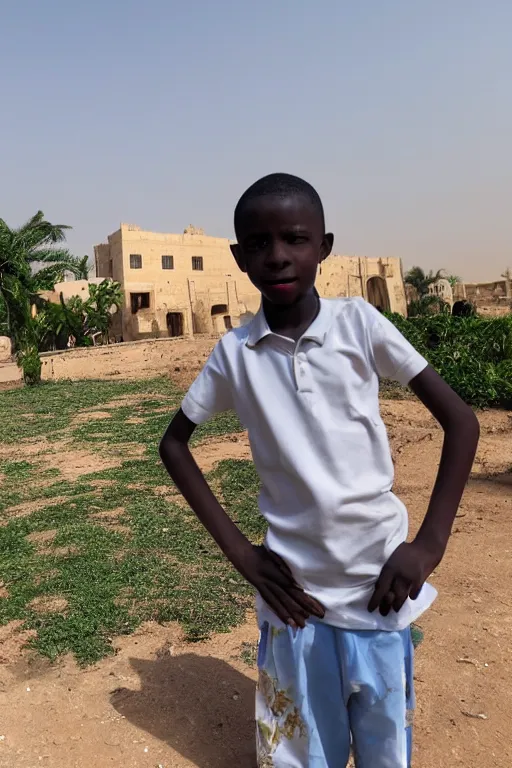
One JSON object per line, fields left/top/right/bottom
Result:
{"left": 457, "top": 277, "right": 511, "bottom": 306}
{"left": 428, "top": 278, "right": 454, "bottom": 308}
{"left": 93, "top": 223, "right": 408, "bottom": 341}
{"left": 38, "top": 278, "right": 105, "bottom": 305}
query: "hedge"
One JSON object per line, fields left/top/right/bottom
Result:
{"left": 386, "top": 313, "right": 512, "bottom": 408}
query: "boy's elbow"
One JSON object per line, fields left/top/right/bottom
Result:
{"left": 159, "top": 430, "right": 182, "bottom": 467}
{"left": 159, "top": 409, "right": 196, "bottom": 465}
{"left": 451, "top": 403, "right": 480, "bottom": 445}
{"left": 158, "top": 434, "right": 168, "bottom": 462}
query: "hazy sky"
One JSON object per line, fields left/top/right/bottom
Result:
{"left": 1, "top": 1, "right": 511, "bottom": 282}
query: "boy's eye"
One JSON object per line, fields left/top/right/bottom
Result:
{"left": 244, "top": 235, "right": 269, "bottom": 251}
{"left": 286, "top": 234, "right": 308, "bottom": 245}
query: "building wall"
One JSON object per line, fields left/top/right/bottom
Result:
{"left": 38, "top": 278, "right": 105, "bottom": 305}
{"left": 460, "top": 279, "right": 510, "bottom": 306}
{"left": 93, "top": 224, "right": 407, "bottom": 341}
{"left": 316, "top": 255, "right": 407, "bottom": 315}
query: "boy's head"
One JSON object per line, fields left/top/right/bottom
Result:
{"left": 231, "top": 173, "right": 333, "bottom": 306}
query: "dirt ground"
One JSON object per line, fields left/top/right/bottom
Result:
{"left": 0, "top": 345, "right": 511, "bottom": 767}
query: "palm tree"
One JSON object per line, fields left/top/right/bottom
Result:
{"left": 0, "top": 211, "right": 85, "bottom": 383}
{"left": 404, "top": 267, "right": 445, "bottom": 297}
{"left": 446, "top": 274, "right": 462, "bottom": 289}
{"left": 75, "top": 255, "right": 91, "bottom": 280}
{"left": 84, "top": 280, "right": 123, "bottom": 344}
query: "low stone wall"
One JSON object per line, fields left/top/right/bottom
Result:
{"left": 0, "top": 336, "right": 218, "bottom": 389}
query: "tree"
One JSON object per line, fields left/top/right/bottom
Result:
{"left": 35, "top": 295, "right": 89, "bottom": 352}
{"left": 35, "top": 280, "right": 123, "bottom": 352}
{"left": 446, "top": 275, "right": 462, "bottom": 289}
{"left": 404, "top": 267, "right": 445, "bottom": 297}
{"left": 83, "top": 280, "right": 123, "bottom": 343}
{"left": 76, "top": 255, "right": 91, "bottom": 280}
{"left": 0, "top": 211, "right": 85, "bottom": 384}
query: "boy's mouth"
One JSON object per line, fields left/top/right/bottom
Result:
{"left": 263, "top": 277, "right": 298, "bottom": 287}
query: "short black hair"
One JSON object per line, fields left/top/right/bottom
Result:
{"left": 234, "top": 172, "right": 325, "bottom": 235}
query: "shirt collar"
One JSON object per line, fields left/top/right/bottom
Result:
{"left": 245, "top": 298, "right": 332, "bottom": 348}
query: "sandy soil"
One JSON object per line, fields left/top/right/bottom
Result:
{"left": 0, "top": 373, "right": 511, "bottom": 766}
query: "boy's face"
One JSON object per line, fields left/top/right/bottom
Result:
{"left": 231, "top": 194, "right": 333, "bottom": 306}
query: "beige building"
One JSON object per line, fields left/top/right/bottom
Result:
{"left": 94, "top": 223, "right": 407, "bottom": 341}
{"left": 455, "top": 276, "right": 511, "bottom": 305}
{"left": 38, "top": 277, "right": 105, "bottom": 305}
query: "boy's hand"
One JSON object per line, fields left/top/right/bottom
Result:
{"left": 368, "top": 540, "right": 442, "bottom": 616}
{"left": 234, "top": 545, "right": 325, "bottom": 629}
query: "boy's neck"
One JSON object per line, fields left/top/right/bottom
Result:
{"left": 262, "top": 289, "right": 320, "bottom": 342}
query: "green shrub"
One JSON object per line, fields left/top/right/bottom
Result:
{"left": 16, "top": 345, "right": 42, "bottom": 386}
{"left": 386, "top": 313, "right": 512, "bottom": 408}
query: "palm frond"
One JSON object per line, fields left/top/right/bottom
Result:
{"left": 76, "top": 255, "right": 91, "bottom": 279}
{"left": 28, "top": 247, "right": 73, "bottom": 264}
{"left": 29, "top": 265, "right": 67, "bottom": 292}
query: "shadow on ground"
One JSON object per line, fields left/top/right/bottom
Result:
{"left": 470, "top": 471, "right": 512, "bottom": 488}
{"left": 111, "top": 653, "right": 256, "bottom": 768}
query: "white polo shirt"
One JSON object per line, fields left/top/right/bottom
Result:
{"left": 181, "top": 297, "right": 437, "bottom": 631}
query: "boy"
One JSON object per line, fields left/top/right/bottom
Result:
{"left": 159, "top": 173, "right": 479, "bottom": 767}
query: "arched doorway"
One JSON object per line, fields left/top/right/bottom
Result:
{"left": 366, "top": 276, "right": 390, "bottom": 312}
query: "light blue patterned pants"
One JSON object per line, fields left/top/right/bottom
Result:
{"left": 256, "top": 620, "right": 414, "bottom": 767}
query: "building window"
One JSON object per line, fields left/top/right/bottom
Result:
{"left": 130, "top": 292, "right": 150, "bottom": 314}
{"left": 161, "top": 255, "right": 174, "bottom": 270}
{"left": 192, "top": 256, "right": 203, "bottom": 271}
{"left": 130, "top": 254, "right": 142, "bottom": 269}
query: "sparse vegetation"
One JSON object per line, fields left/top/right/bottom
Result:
{"left": 0, "top": 377, "right": 258, "bottom": 665}
{"left": 239, "top": 641, "right": 258, "bottom": 667}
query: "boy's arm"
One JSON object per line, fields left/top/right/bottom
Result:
{"left": 369, "top": 365, "right": 480, "bottom": 616}
{"left": 159, "top": 408, "right": 324, "bottom": 627}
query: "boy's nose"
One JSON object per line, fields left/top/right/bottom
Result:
{"left": 264, "top": 242, "right": 291, "bottom": 269}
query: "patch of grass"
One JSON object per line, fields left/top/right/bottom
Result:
{"left": 0, "top": 377, "right": 177, "bottom": 444}
{"left": 411, "top": 624, "right": 424, "bottom": 648}
{"left": 213, "top": 459, "right": 267, "bottom": 541}
{"left": 2, "top": 460, "right": 34, "bottom": 480}
{"left": 0, "top": 377, "right": 256, "bottom": 664}
{"left": 239, "top": 641, "right": 258, "bottom": 667}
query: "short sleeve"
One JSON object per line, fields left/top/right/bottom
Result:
{"left": 363, "top": 302, "right": 428, "bottom": 385}
{"left": 181, "top": 341, "right": 234, "bottom": 425}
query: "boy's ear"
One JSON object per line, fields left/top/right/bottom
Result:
{"left": 320, "top": 233, "right": 334, "bottom": 263}
{"left": 230, "top": 243, "right": 247, "bottom": 273}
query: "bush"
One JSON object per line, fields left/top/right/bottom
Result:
{"left": 386, "top": 312, "right": 512, "bottom": 408}
{"left": 16, "top": 345, "right": 42, "bottom": 386}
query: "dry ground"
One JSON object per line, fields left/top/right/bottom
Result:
{"left": 0, "top": 342, "right": 510, "bottom": 767}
